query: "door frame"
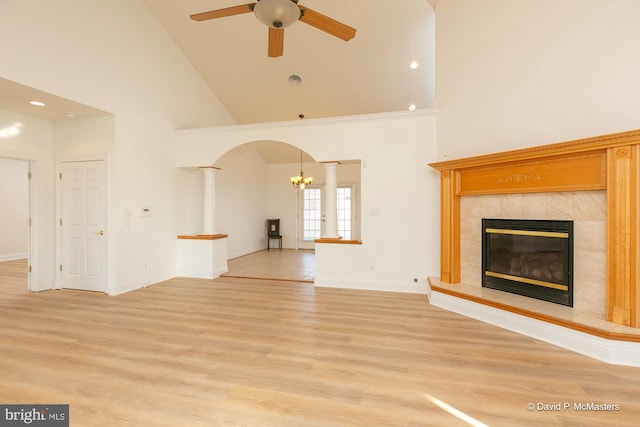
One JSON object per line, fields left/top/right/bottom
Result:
{"left": 56, "top": 154, "right": 111, "bottom": 293}
{"left": 0, "top": 155, "right": 33, "bottom": 290}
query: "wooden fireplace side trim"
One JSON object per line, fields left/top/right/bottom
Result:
{"left": 440, "top": 170, "right": 460, "bottom": 283}
{"left": 429, "top": 129, "right": 640, "bottom": 327}
{"left": 607, "top": 145, "right": 639, "bottom": 327}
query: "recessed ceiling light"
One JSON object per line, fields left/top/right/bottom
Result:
{"left": 408, "top": 104, "right": 417, "bottom": 111}
{"left": 288, "top": 74, "right": 302, "bottom": 86}
{"left": 29, "top": 101, "right": 46, "bottom": 106}
{"left": 409, "top": 61, "right": 419, "bottom": 70}
{"left": 64, "top": 112, "right": 76, "bottom": 118}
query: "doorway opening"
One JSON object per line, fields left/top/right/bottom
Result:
{"left": 0, "top": 158, "right": 30, "bottom": 292}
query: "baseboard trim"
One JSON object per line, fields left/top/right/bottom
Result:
{"left": 0, "top": 253, "right": 28, "bottom": 262}
{"left": 315, "top": 278, "right": 429, "bottom": 294}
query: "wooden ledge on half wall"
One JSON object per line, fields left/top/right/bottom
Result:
{"left": 314, "top": 237, "right": 362, "bottom": 244}
{"left": 177, "top": 233, "right": 228, "bottom": 240}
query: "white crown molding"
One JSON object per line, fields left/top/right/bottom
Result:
{"left": 177, "top": 108, "right": 440, "bottom": 135}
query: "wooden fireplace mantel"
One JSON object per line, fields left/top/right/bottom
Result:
{"left": 429, "top": 129, "right": 640, "bottom": 327}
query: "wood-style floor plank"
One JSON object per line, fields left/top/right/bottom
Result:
{"left": 1, "top": 259, "right": 639, "bottom": 426}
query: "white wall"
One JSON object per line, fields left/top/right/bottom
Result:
{"left": 176, "top": 167, "right": 204, "bottom": 236}
{"left": 0, "top": 158, "right": 29, "bottom": 260}
{"left": 53, "top": 116, "right": 115, "bottom": 157}
{"left": 177, "top": 111, "right": 440, "bottom": 293}
{"left": 435, "top": 0, "right": 640, "bottom": 159}
{"left": 0, "top": 0, "right": 235, "bottom": 294}
{"left": 216, "top": 150, "right": 268, "bottom": 259}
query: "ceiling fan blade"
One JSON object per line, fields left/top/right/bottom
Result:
{"left": 299, "top": 7, "right": 356, "bottom": 41}
{"left": 190, "top": 3, "right": 256, "bottom": 22}
{"left": 268, "top": 27, "right": 284, "bottom": 58}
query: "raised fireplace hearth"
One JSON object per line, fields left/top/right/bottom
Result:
{"left": 482, "top": 219, "right": 573, "bottom": 306}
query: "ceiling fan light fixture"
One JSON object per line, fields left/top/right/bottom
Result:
{"left": 254, "top": 0, "right": 301, "bottom": 29}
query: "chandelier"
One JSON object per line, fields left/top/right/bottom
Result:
{"left": 290, "top": 150, "right": 313, "bottom": 189}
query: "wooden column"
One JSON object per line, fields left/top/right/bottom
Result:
{"left": 607, "top": 145, "right": 640, "bottom": 327}
{"left": 440, "top": 170, "right": 460, "bottom": 283}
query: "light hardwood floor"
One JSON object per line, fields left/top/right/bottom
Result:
{"left": 1, "top": 258, "right": 640, "bottom": 426}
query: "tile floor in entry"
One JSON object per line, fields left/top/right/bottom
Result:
{"left": 223, "top": 249, "right": 315, "bottom": 282}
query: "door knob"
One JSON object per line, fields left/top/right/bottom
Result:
{"left": 96, "top": 230, "right": 105, "bottom": 236}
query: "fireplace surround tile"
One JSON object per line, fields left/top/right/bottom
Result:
{"left": 499, "top": 194, "right": 524, "bottom": 218}
{"left": 574, "top": 191, "right": 606, "bottom": 221}
{"left": 521, "top": 193, "right": 546, "bottom": 218}
{"left": 544, "top": 192, "right": 575, "bottom": 219}
{"left": 460, "top": 191, "right": 607, "bottom": 315}
{"left": 574, "top": 219, "right": 606, "bottom": 252}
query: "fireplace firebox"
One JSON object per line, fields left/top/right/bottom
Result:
{"left": 482, "top": 219, "right": 573, "bottom": 306}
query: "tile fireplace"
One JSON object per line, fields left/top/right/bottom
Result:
{"left": 429, "top": 129, "right": 640, "bottom": 327}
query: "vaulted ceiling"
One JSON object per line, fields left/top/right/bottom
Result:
{"left": 0, "top": 1, "right": 435, "bottom": 126}
{"left": 143, "top": 0, "right": 436, "bottom": 125}
{"left": 0, "top": 1, "right": 436, "bottom": 163}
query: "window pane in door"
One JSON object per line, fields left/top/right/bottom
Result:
{"left": 303, "top": 188, "right": 322, "bottom": 241}
{"left": 337, "top": 187, "right": 352, "bottom": 240}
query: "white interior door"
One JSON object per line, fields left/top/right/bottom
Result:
{"left": 59, "top": 160, "right": 107, "bottom": 292}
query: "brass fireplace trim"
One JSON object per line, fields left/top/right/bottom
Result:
{"left": 430, "top": 129, "right": 640, "bottom": 327}
{"left": 485, "top": 228, "right": 569, "bottom": 239}
{"left": 485, "top": 271, "right": 569, "bottom": 291}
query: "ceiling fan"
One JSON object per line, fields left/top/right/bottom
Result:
{"left": 190, "top": 0, "right": 356, "bottom": 58}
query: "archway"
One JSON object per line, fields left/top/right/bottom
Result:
{"left": 177, "top": 139, "right": 361, "bottom": 282}
{"left": 177, "top": 140, "right": 317, "bottom": 281}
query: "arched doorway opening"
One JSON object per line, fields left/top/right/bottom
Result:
{"left": 176, "top": 140, "right": 361, "bottom": 282}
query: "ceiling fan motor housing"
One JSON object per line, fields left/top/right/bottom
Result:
{"left": 254, "top": 0, "right": 301, "bottom": 29}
